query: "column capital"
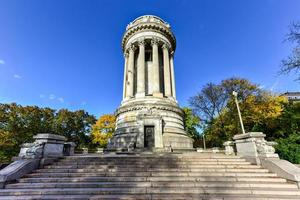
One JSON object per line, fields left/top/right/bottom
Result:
{"left": 151, "top": 37, "right": 160, "bottom": 46}
{"left": 128, "top": 44, "right": 137, "bottom": 52}
{"left": 138, "top": 38, "right": 146, "bottom": 46}
{"left": 162, "top": 43, "right": 170, "bottom": 50}
{"left": 170, "top": 51, "right": 175, "bottom": 56}
{"left": 123, "top": 52, "right": 129, "bottom": 58}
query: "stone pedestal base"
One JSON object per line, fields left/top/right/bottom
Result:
{"left": 107, "top": 97, "right": 193, "bottom": 151}
{"left": 34, "top": 134, "right": 66, "bottom": 158}
{"left": 233, "top": 132, "right": 278, "bottom": 165}
{"left": 19, "top": 133, "right": 66, "bottom": 159}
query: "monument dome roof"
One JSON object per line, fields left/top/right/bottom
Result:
{"left": 126, "top": 15, "right": 170, "bottom": 30}
{"left": 122, "top": 15, "right": 176, "bottom": 52}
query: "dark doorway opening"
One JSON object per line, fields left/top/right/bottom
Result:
{"left": 144, "top": 126, "right": 155, "bottom": 148}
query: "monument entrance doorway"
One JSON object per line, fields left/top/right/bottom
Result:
{"left": 144, "top": 126, "right": 155, "bottom": 148}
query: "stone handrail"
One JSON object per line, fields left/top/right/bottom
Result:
{"left": 230, "top": 132, "right": 300, "bottom": 188}
{"left": 0, "top": 133, "right": 75, "bottom": 188}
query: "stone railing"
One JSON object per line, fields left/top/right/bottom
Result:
{"left": 0, "top": 133, "right": 76, "bottom": 188}
{"left": 224, "top": 132, "right": 300, "bottom": 188}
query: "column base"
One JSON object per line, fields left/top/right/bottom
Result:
{"left": 135, "top": 92, "right": 145, "bottom": 98}
{"left": 153, "top": 92, "right": 163, "bottom": 98}
{"left": 166, "top": 96, "right": 176, "bottom": 101}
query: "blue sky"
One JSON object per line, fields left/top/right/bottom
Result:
{"left": 0, "top": 0, "right": 299, "bottom": 117}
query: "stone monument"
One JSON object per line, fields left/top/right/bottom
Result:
{"left": 108, "top": 15, "right": 193, "bottom": 151}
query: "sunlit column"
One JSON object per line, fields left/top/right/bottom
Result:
{"left": 126, "top": 44, "right": 136, "bottom": 98}
{"left": 162, "top": 43, "right": 171, "bottom": 97}
{"left": 170, "top": 51, "right": 176, "bottom": 99}
{"left": 151, "top": 38, "right": 160, "bottom": 95}
{"left": 122, "top": 52, "right": 128, "bottom": 99}
{"left": 136, "top": 39, "right": 145, "bottom": 97}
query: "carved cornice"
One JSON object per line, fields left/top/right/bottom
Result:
{"left": 122, "top": 23, "right": 176, "bottom": 53}
{"left": 115, "top": 103, "right": 184, "bottom": 117}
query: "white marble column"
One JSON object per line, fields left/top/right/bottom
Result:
{"left": 136, "top": 39, "right": 145, "bottom": 97}
{"left": 151, "top": 38, "right": 161, "bottom": 96}
{"left": 170, "top": 52, "right": 176, "bottom": 99}
{"left": 126, "top": 44, "right": 135, "bottom": 98}
{"left": 122, "top": 53, "right": 128, "bottom": 99}
{"left": 162, "top": 44, "right": 172, "bottom": 97}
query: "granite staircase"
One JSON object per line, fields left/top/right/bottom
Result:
{"left": 1, "top": 153, "right": 300, "bottom": 200}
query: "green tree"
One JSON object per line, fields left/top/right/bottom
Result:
{"left": 275, "top": 133, "right": 300, "bottom": 164}
{"left": 190, "top": 78, "right": 264, "bottom": 147}
{"left": 53, "top": 109, "right": 96, "bottom": 148}
{"left": 182, "top": 107, "right": 200, "bottom": 142}
{"left": 273, "top": 102, "right": 300, "bottom": 138}
{"left": 0, "top": 103, "right": 96, "bottom": 162}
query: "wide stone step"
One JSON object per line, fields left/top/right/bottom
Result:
{"left": 3, "top": 154, "right": 299, "bottom": 200}
{"left": 147, "top": 176, "right": 287, "bottom": 182}
{"left": 24, "top": 172, "right": 278, "bottom": 178}
{"left": 35, "top": 168, "right": 269, "bottom": 173}
{"left": 18, "top": 176, "right": 287, "bottom": 183}
{"left": 6, "top": 181, "right": 297, "bottom": 189}
{"left": 1, "top": 187, "right": 300, "bottom": 196}
{"left": 43, "top": 164, "right": 262, "bottom": 169}
{"left": 1, "top": 194, "right": 300, "bottom": 200}
{"left": 64, "top": 155, "right": 242, "bottom": 160}
{"left": 54, "top": 161, "right": 251, "bottom": 165}
{"left": 47, "top": 163, "right": 253, "bottom": 168}
{"left": 59, "top": 158, "right": 247, "bottom": 163}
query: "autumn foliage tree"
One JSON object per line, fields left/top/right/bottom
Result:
{"left": 189, "top": 77, "right": 288, "bottom": 147}
{"left": 91, "top": 114, "right": 116, "bottom": 148}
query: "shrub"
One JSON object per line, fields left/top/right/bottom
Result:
{"left": 275, "top": 133, "right": 300, "bottom": 164}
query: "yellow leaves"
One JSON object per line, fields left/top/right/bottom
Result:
{"left": 93, "top": 115, "right": 116, "bottom": 132}
{"left": 91, "top": 114, "right": 116, "bottom": 147}
{"left": 242, "top": 94, "right": 287, "bottom": 123}
{"left": 0, "top": 130, "right": 16, "bottom": 148}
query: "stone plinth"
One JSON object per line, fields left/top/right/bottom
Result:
{"left": 233, "top": 132, "right": 278, "bottom": 164}
{"left": 34, "top": 133, "right": 66, "bottom": 158}
{"left": 1, "top": 133, "right": 67, "bottom": 188}
{"left": 19, "top": 133, "right": 66, "bottom": 159}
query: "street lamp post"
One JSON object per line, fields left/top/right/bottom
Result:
{"left": 202, "top": 134, "right": 206, "bottom": 150}
{"left": 232, "top": 91, "right": 246, "bottom": 134}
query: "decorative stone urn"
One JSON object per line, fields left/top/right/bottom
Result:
{"left": 96, "top": 148, "right": 104, "bottom": 154}
{"left": 108, "top": 15, "right": 193, "bottom": 152}
{"left": 223, "top": 141, "right": 235, "bottom": 155}
{"left": 82, "top": 148, "right": 88, "bottom": 154}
